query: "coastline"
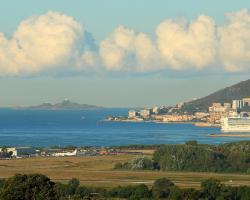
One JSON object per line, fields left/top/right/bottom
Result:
{"left": 106, "top": 119, "right": 198, "bottom": 124}
{"left": 210, "top": 134, "right": 250, "bottom": 137}
{"left": 106, "top": 119, "right": 221, "bottom": 126}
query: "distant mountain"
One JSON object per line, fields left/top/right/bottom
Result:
{"left": 182, "top": 79, "right": 250, "bottom": 113}
{"left": 22, "top": 100, "right": 103, "bottom": 110}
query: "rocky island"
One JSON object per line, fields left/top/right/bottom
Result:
{"left": 11, "top": 99, "right": 103, "bottom": 110}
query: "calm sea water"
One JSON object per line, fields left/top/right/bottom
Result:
{"left": 0, "top": 109, "right": 248, "bottom": 147}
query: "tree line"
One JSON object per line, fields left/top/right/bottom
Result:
{"left": 1, "top": 174, "right": 250, "bottom": 199}
{"left": 115, "top": 141, "right": 250, "bottom": 173}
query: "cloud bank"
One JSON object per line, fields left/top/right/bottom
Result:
{"left": 1, "top": 9, "right": 250, "bottom": 76}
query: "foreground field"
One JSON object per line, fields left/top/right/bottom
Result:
{"left": 0, "top": 155, "right": 250, "bottom": 189}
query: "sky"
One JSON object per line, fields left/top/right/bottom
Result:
{"left": 0, "top": 0, "right": 250, "bottom": 107}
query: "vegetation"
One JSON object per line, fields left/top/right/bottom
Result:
{"left": 152, "top": 178, "right": 174, "bottom": 198}
{"left": 114, "top": 156, "right": 154, "bottom": 170}
{"left": 1, "top": 174, "right": 250, "bottom": 199}
{"left": 0, "top": 174, "right": 57, "bottom": 200}
{"left": 153, "top": 141, "right": 250, "bottom": 173}
{"left": 114, "top": 141, "right": 250, "bottom": 173}
{"left": 1, "top": 147, "right": 250, "bottom": 189}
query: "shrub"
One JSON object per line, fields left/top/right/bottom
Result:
{"left": 152, "top": 178, "right": 175, "bottom": 198}
{"left": 130, "top": 156, "right": 154, "bottom": 170}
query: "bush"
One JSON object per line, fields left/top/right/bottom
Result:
{"left": 114, "top": 156, "right": 154, "bottom": 170}
{"left": 130, "top": 156, "right": 154, "bottom": 170}
{"left": 170, "top": 187, "right": 201, "bottom": 200}
{"left": 133, "top": 184, "right": 151, "bottom": 198}
{"left": 152, "top": 178, "right": 175, "bottom": 198}
{"left": 113, "top": 162, "right": 123, "bottom": 169}
{"left": 108, "top": 184, "right": 150, "bottom": 199}
{"left": 200, "top": 178, "right": 223, "bottom": 200}
{"left": 67, "top": 178, "right": 80, "bottom": 195}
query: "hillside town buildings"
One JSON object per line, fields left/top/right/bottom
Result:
{"left": 112, "top": 97, "right": 250, "bottom": 126}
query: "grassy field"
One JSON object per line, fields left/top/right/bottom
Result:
{"left": 0, "top": 155, "right": 250, "bottom": 189}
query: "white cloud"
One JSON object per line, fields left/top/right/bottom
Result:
{"left": 0, "top": 11, "right": 83, "bottom": 75}
{"left": 99, "top": 26, "right": 161, "bottom": 72}
{"left": 218, "top": 9, "right": 250, "bottom": 72}
{"left": 1, "top": 9, "right": 250, "bottom": 76}
{"left": 99, "top": 9, "right": 250, "bottom": 73}
{"left": 156, "top": 15, "right": 217, "bottom": 70}
{"left": 134, "top": 33, "right": 163, "bottom": 72}
{"left": 99, "top": 26, "right": 135, "bottom": 71}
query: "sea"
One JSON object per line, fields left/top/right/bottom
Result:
{"left": 0, "top": 108, "right": 248, "bottom": 147}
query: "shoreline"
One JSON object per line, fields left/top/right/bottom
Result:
{"left": 210, "top": 134, "right": 250, "bottom": 137}
{"left": 106, "top": 119, "right": 200, "bottom": 125}
{"left": 106, "top": 119, "right": 221, "bottom": 127}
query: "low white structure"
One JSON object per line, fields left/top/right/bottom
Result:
{"left": 128, "top": 110, "right": 137, "bottom": 118}
{"left": 140, "top": 109, "right": 150, "bottom": 118}
{"left": 221, "top": 115, "right": 250, "bottom": 132}
{"left": 0, "top": 147, "right": 37, "bottom": 158}
{"left": 52, "top": 149, "right": 77, "bottom": 157}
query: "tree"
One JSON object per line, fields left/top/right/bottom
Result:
{"left": 133, "top": 184, "right": 151, "bottom": 198}
{"left": 54, "top": 183, "right": 68, "bottom": 199}
{"left": 0, "top": 174, "right": 57, "bottom": 200}
{"left": 201, "top": 178, "right": 223, "bottom": 200}
{"left": 152, "top": 178, "right": 174, "bottom": 198}
{"left": 67, "top": 178, "right": 80, "bottom": 195}
{"left": 75, "top": 186, "right": 90, "bottom": 198}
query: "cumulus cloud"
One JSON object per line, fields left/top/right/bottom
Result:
{"left": 99, "top": 26, "right": 135, "bottom": 71}
{"left": 0, "top": 11, "right": 84, "bottom": 75}
{"left": 156, "top": 15, "right": 217, "bottom": 70}
{"left": 218, "top": 9, "right": 250, "bottom": 72}
{"left": 1, "top": 9, "right": 250, "bottom": 76}
{"left": 99, "top": 16, "right": 218, "bottom": 72}
{"left": 99, "top": 26, "right": 161, "bottom": 72}
{"left": 98, "top": 9, "right": 250, "bottom": 73}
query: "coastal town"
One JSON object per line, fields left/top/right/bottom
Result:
{"left": 3, "top": 97, "right": 250, "bottom": 160}
{"left": 107, "top": 97, "right": 250, "bottom": 128}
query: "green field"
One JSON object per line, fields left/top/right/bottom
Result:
{"left": 0, "top": 155, "right": 250, "bottom": 189}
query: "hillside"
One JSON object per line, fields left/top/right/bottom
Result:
{"left": 182, "top": 79, "right": 250, "bottom": 113}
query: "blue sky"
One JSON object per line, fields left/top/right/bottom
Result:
{"left": 0, "top": 1, "right": 250, "bottom": 107}
{"left": 1, "top": 0, "right": 249, "bottom": 40}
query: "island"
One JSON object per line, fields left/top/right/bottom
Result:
{"left": 10, "top": 99, "right": 103, "bottom": 110}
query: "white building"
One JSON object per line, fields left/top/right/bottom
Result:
{"left": 0, "top": 147, "right": 37, "bottom": 158}
{"left": 152, "top": 106, "right": 159, "bottom": 114}
{"left": 128, "top": 110, "right": 137, "bottom": 118}
{"left": 232, "top": 100, "right": 244, "bottom": 110}
{"left": 140, "top": 109, "right": 150, "bottom": 118}
{"left": 176, "top": 102, "right": 184, "bottom": 109}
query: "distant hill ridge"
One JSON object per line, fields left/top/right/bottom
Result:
{"left": 183, "top": 79, "right": 250, "bottom": 112}
{"left": 24, "top": 99, "right": 103, "bottom": 110}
